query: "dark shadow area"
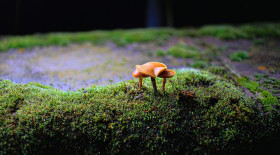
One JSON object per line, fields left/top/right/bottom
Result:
{"left": 0, "top": 0, "right": 280, "bottom": 34}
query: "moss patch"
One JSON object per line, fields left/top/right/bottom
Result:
{"left": 198, "top": 23, "right": 280, "bottom": 39}
{"left": 1, "top": 69, "right": 279, "bottom": 154}
{"left": 237, "top": 77, "right": 280, "bottom": 111}
{"left": 1, "top": 23, "right": 280, "bottom": 52}
{"left": 191, "top": 60, "right": 208, "bottom": 69}
{"left": 260, "top": 91, "right": 279, "bottom": 109}
{"left": 198, "top": 25, "right": 247, "bottom": 40}
{"left": 155, "top": 43, "right": 201, "bottom": 59}
{"left": 229, "top": 51, "right": 249, "bottom": 62}
{"left": 0, "top": 28, "right": 189, "bottom": 51}
{"left": 168, "top": 43, "right": 200, "bottom": 58}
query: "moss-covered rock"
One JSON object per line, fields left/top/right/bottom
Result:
{"left": 0, "top": 69, "right": 279, "bottom": 154}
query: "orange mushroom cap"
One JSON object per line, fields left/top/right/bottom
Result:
{"left": 136, "top": 62, "right": 167, "bottom": 78}
{"left": 158, "top": 69, "right": 176, "bottom": 78}
{"left": 132, "top": 69, "right": 149, "bottom": 78}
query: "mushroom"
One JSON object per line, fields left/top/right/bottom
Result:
{"left": 134, "top": 62, "right": 167, "bottom": 93}
{"left": 132, "top": 62, "right": 176, "bottom": 93}
{"left": 132, "top": 69, "right": 149, "bottom": 88}
{"left": 158, "top": 69, "right": 176, "bottom": 91}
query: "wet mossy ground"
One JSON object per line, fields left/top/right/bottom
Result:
{"left": 0, "top": 69, "right": 279, "bottom": 154}
{"left": 1, "top": 23, "right": 280, "bottom": 154}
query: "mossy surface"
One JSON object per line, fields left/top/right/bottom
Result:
{"left": 198, "top": 23, "right": 280, "bottom": 39}
{"left": 207, "top": 66, "right": 228, "bottom": 76}
{"left": 1, "top": 69, "right": 279, "bottom": 154}
{"left": 228, "top": 51, "right": 249, "bottom": 62}
{"left": 191, "top": 60, "right": 208, "bottom": 69}
{"left": 155, "top": 43, "right": 201, "bottom": 59}
{"left": 198, "top": 25, "right": 247, "bottom": 40}
{"left": 237, "top": 77, "right": 280, "bottom": 111}
{"left": 168, "top": 43, "right": 201, "bottom": 58}
{"left": 1, "top": 23, "right": 280, "bottom": 154}
{"left": 238, "top": 77, "right": 260, "bottom": 93}
{"left": 1, "top": 23, "right": 280, "bottom": 52}
{"left": 156, "top": 50, "right": 167, "bottom": 57}
{"left": 0, "top": 28, "right": 188, "bottom": 52}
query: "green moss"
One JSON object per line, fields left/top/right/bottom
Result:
{"left": 153, "top": 43, "right": 201, "bottom": 58}
{"left": 198, "top": 25, "right": 247, "bottom": 39}
{"left": 237, "top": 77, "right": 279, "bottom": 111}
{"left": 272, "top": 90, "right": 280, "bottom": 94}
{"left": 254, "top": 73, "right": 263, "bottom": 81}
{"left": 0, "top": 69, "right": 279, "bottom": 154}
{"left": 168, "top": 46, "right": 187, "bottom": 58}
{"left": 207, "top": 66, "right": 227, "bottom": 75}
{"left": 0, "top": 28, "right": 186, "bottom": 51}
{"left": 253, "top": 38, "right": 267, "bottom": 45}
{"left": 260, "top": 91, "right": 279, "bottom": 110}
{"left": 240, "top": 23, "right": 280, "bottom": 38}
{"left": 1, "top": 23, "right": 280, "bottom": 52}
{"left": 262, "top": 84, "right": 271, "bottom": 89}
{"left": 237, "top": 77, "right": 260, "bottom": 93}
{"left": 156, "top": 50, "right": 167, "bottom": 57}
{"left": 191, "top": 60, "right": 208, "bottom": 69}
{"left": 229, "top": 51, "right": 249, "bottom": 62}
{"left": 168, "top": 43, "right": 200, "bottom": 58}
{"left": 198, "top": 23, "right": 280, "bottom": 39}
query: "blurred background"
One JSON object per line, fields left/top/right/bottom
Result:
{"left": 0, "top": 0, "right": 279, "bottom": 35}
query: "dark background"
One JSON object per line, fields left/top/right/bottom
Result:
{"left": 0, "top": 0, "right": 279, "bottom": 35}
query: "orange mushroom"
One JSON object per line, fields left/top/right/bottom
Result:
{"left": 133, "top": 62, "right": 169, "bottom": 93}
{"left": 158, "top": 69, "right": 176, "bottom": 91}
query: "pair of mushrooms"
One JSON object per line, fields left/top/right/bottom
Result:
{"left": 132, "top": 62, "right": 176, "bottom": 93}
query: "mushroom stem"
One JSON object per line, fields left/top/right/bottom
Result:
{"left": 139, "top": 77, "right": 142, "bottom": 88}
{"left": 162, "top": 78, "right": 166, "bottom": 91}
{"left": 150, "top": 77, "right": 157, "bottom": 93}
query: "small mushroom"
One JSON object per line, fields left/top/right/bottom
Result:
{"left": 132, "top": 69, "right": 149, "bottom": 88}
{"left": 135, "top": 62, "right": 167, "bottom": 93}
{"left": 158, "top": 69, "right": 176, "bottom": 91}
{"left": 132, "top": 62, "right": 176, "bottom": 93}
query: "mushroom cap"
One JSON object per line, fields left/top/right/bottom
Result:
{"left": 158, "top": 69, "right": 176, "bottom": 78}
{"left": 136, "top": 62, "right": 167, "bottom": 78}
{"left": 132, "top": 69, "right": 149, "bottom": 78}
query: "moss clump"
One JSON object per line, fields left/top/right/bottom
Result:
{"left": 167, "top": 43, "right": 200, "bottom": 58}
{"left": 260, "top": 91, "right": 279, "bottom": 109}
{"left": 228, "top": 51, "right": 249, "bottom": 62}
{"left": 191, "top": 60, "right": 208, "bottom": 69}
{"left": 237, "top": 77, "right": 280, "bottom": 111}
{"left": 153, "top": 43, "right": 201, "bottom": 59}
{"left": 240, "top": 23, "right": 280, "bottom": 38}
{"left": 237, "top": 77, "right": 260, "bottom": 93}
{"left": 207, "top": 66, "right": 228, "bottom": 75}
{"left": 156, "top": 50, "right": 167, "bottom": 57}
{"left": 198, "top": 25, "right": 247, "bottom": 39}
{"left": 198, "top": 23, "right": 280, "bottom": 39}
{"left": 253, "top": 38, "right": 267, "bottom": 45}
{"left": 0, "top": 69, "right": 279, "bottom": 154}
{"left": 254, "top": 73, "right": 263, "bottom": 81}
